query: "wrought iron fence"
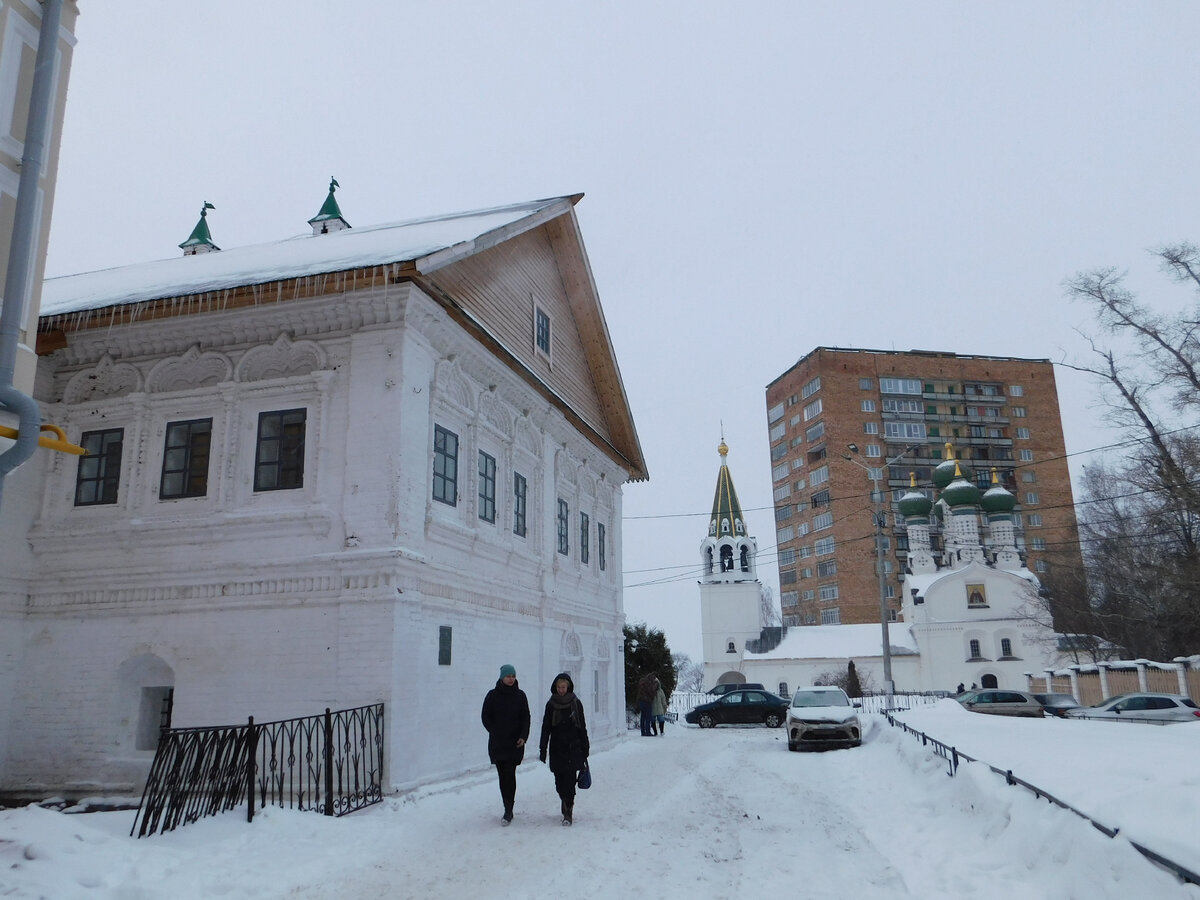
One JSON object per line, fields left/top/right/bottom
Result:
{"left": 132, "top": 703, "right": 384, "bottom": 838}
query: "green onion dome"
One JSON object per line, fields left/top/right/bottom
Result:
{"left": 941, "top": 463, "right": 981, "bottom": 508}
{"left": 898, "top": 472, "right": 933, "bottom": 519}
{"left": 932, "top": 442, "right": 972, "bottom": 490}
{"left": 981, "top": 468, "right": 1016, "bottom": 514}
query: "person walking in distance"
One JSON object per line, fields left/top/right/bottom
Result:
{"left": 539, "top": 672, "right": 590, "bottom": 826}
{"left": 481, "top": 663, "right": 530, "bottom": 826}
{"left": 636, "top": 671, "right": 658, "bottom": 737}
{"left": 651, "top": 679, "right": 668, "bottom": 735}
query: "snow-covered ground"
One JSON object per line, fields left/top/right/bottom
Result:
{"left": 1, "top": 700, "right": 1196, "bottom": 899}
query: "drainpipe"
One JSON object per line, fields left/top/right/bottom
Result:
{"left": 0, "top": 0, "right": 64, "bottom": 513}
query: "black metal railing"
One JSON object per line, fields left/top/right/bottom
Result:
{"left": 883, "top": 710, "right": 1199, "bottom": 886}
{"left": 132, "top": 703, "right": 384, "bottom": 838}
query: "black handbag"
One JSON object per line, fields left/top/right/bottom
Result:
{"left": 577, "top": 761, "right": 591, "bottom": 790}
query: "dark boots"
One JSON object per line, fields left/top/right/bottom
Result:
{"left": 561, "top": 797, "right": 573, "bottom": 826}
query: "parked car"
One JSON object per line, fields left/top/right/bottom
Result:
{"left": 705, "top": 682, "right": 766, "bottom": 697}
{"left": 957, "top": 689, "right": 1045, "bottom": 718}
{"left": 785, "top": 686, "right": 862, "bottom": 751}
{"left": 685, "top": 689, "right": 788, "bottom": 728}
{"left": 1064, "top": 692, "right": 1200, "bottom": 723}
{"left": 1032, "top": 693, "right": 1082, "bottom": 718}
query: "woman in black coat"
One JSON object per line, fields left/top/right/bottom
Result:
{"left": 481, "top": 663, "right": 530, "bottom": 825}
{"left": 538, "top": 671, "right": 589, "bottom": 826}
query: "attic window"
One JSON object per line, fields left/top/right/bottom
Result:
{"left": 534, "top": 306, "right": 552, "bottom": 359}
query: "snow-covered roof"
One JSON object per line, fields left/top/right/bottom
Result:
{"left": 42, "top": 196, "right": 575, "bottom": 317}
{"left": 749, "top": 622, "right": 919, "bottom": 661}
{"left": 903, "top": 566, "right": 1040, "bottom": 600}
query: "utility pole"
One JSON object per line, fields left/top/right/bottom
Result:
{"left": 843, "top": 443, "right": 916, "bottom": 703}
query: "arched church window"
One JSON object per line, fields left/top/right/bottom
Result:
{"left": 709, "top": 519, "right": 717, "bottom": 536}
{"left": 721, "top": 518, "right": 730, "bottom": 534}
{"left": 564, "top": 632, "right": 582, "bottom": 659}
{"left": 726, "top": 640, "right": 736, "bottom": 653}
{"left": 705, "top": 547, "right": 714, "bottom": 574}
{"left": 735, "top": 518, "right": 745, "bottom": 535}
{"left": 739, "top": 544, "right": 750, "bottom": 572}
{"left": 720, "top": 545, "right": 733, "bottom": 571}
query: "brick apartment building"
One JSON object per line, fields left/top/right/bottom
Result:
{"left": 765, "top": 347, "right": 1081, "bottom": 627}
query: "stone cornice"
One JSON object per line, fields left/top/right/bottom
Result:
{"left": 28, "top": 506, "right": 337, "bottom": 556}
{"left": 44, "top": 282, "right": 414, "bottom": 368}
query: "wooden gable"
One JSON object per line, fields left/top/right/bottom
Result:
{"left": 416, "top": 207, "right": 646, "bottom": 483}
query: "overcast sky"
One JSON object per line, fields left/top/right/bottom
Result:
{"left": 43, "top": 2, "right": 1200, "bottom": 661}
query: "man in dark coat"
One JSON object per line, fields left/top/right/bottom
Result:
{"left": 538, "top": 671, "right": 590, "bottom": 826}
{"left": 481, "top": 663, "right": 530, "bottom": 825}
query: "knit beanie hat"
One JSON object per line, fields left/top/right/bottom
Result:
{"left": 500, "top": 664, "right": 517, "bottom": 678}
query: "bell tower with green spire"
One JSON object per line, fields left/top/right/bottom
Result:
{"left": 701, "top": 439, "right": 758, "bottom": 581}
{"left": 699, "top": 440, "right": 762, "bottom": 687}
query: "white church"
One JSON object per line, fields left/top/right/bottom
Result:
{"left": 0, "top": 185, "right": 647, "bottom": 800}
{"left": 699, "top": 443, "right": 1067, "bottom": 696}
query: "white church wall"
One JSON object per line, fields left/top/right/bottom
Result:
{"left": 2, "top": 281, "right": 631, "bottom": 797}
{"left": 4, "top": 594, "right": 394, "bottom": 794}
{"left": 897, "top": 552, "right": 1065, "bottom": 693}
{"left": 698, "top": 580, "right": 761, "bottom": 665}
{"left": 0, "top": 460, "right": 43, "bottom": 782}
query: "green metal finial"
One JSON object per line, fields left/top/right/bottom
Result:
{"left": 309, "top": 178, "right": 350, "bottom": 231}
{"left": 180, "top": 202, "right": 219, "bottom": 252}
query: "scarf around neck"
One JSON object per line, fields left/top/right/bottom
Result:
{"left": 550, "top": 690, "right": 577, "bottom": 725}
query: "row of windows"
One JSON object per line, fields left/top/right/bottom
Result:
{"left": 880, "top": 377, "right": 922, "bottom": 395}
{"left": 786, "top": 380, "right": 1028, "bottom": 423}
{"left": 771, "top": 385, "right": 1037, "bottom": 485}
{"left": 779, "top": 375, "right": 1025, "bottom": 411}
{"left": 74, "top": 409, "right": 306, "bottom": 506}
{"left": 433, "top": 424, "right": 608, "bottom": 570}
{"left": 969, "top": 637, "right": 1017, "bottom": 660}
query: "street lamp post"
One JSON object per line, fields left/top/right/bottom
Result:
{"left": 843, "top": 443, "right": 915, "bottom": 701}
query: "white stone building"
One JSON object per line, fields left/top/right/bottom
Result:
{"left": 0, "top": 188, "right": 646, "bottom": 799}
{"left": 699, "top": 444, "right": 1065, "bottom": 696}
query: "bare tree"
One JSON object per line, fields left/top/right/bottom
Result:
{"left": 671, "top": 652, "right": 704, "bottom": 692}
{"left": 759, "top": 583, "right": 780, "bottom": 628}
{"left": 1061, "top": 244, "right": 1200, "bottom": 657}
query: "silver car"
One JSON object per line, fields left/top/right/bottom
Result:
{"left": 1065, "top": 692, "right": 1200, "bottom": 723}
{"left": 957, "top": 689, "right": 1044, "bottom": 718}
{"left": 786, "top": 686, "right": 862, "bottom": 750}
